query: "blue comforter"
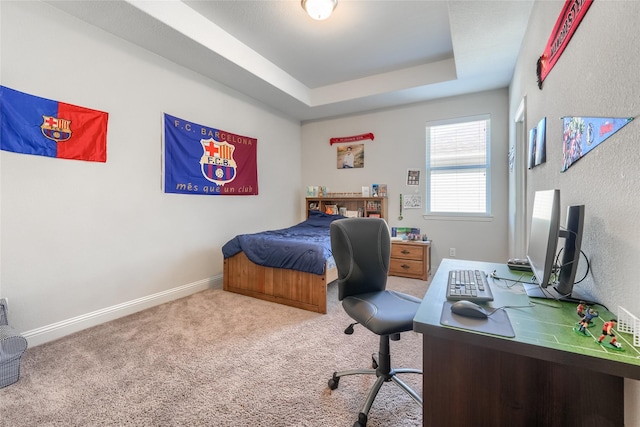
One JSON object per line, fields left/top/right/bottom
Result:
{"left": 222, "top": 211, "right": 345, "bottom": 275}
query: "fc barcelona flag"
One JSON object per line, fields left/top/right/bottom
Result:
{"left": 163, "top": 113, "right": 258, "bottom": 196}
{"left": 0, "top": 86, "right": 108, "bottom": 162}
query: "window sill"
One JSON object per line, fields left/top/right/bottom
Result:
{"left": 422, "top": 214, "right": 493, "bottom": 222}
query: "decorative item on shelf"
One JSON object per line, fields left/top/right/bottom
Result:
{"left": 392, "top": 227, "right": 421, "bottom": 240}
{"left": 366, "top": 200, "right": 380, "bottom": 211}
{"left": 361, "top": 186, "right": 370, "bottom": 197}
{"left": 371, "top": 184, "right": 387, "bottom": 197}
{"left": 325, "top": 204, "right": 338, "bottom": 214}
{"left": 324, "top": 192, "right": 362, "bottom": 197}
{"left": 307, "top": 186, "right": 319, "bottom": 197}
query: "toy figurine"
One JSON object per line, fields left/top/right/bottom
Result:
{"left": 598, "top": 319, "right": 623, "bottom": 349}
{"left": 576, "top": 301, "right": 586, "bottom": 318}
{"left": 577, "top": 308, "right": 599, "bottom": 334}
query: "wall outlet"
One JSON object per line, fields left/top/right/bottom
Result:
{"left": 449, "top": 248, "right": 456, "bottom": 257}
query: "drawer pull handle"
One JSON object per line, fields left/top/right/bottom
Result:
{"left": 401, "top": 250, "right": 410, "bottom": 254}
{"left": 401, "top": 264, "right": 410, "bottom": 269}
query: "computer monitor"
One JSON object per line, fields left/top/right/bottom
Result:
{"left": 523, "top": 190, "right": 588, "bottom": 302}
{"left": 525, "top": 189, "right": 560, "bottom": 291}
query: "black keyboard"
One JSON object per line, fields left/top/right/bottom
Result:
{"left": 446, "top": 269, "right": 494, "bottom": 302}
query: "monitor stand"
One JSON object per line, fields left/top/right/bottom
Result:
{"left": 523, "top": 283, "right": 597, "bottom": 306}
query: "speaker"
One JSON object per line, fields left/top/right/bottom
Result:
{"left": 556, "top": 205, "right": 585, "bottom": 295}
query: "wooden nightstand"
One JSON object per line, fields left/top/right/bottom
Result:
{"left": 389, "top": 240, "right": 431, "bottom": 281}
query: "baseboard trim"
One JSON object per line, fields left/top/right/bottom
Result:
{"left": 23, "top": 274, "right": 223, "bottom": 347}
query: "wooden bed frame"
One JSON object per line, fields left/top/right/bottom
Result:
{"left": 223, "top": 251, "right": 338, "bottom": 314}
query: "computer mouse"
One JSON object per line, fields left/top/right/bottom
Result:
{"left": 450, "top": 300, "right": 488, "bottom": 319}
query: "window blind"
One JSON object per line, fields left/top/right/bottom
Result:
{"left": 427, "top": 118, "right": 489, "bottom": 214}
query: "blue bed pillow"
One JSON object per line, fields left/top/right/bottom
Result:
{"left": 305, "top": 210, "right": 346, "bottom": 227}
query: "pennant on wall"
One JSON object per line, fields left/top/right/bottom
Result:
{"left": 561, "top": 116, "right": 634, "bottom": 172}
{"left": 537, "top": 0, "right": 593, "bottom": 89}
{"left": 0, "top": 86, "right": 109, "bottom": 162}
{"left": 163, "top": 113, "right": 258, "bottom": 195}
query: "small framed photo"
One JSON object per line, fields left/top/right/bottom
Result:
{"left": 403, "top": 194, "right": 422, "bottom": 209}
{"left": 407, "top": 169, "right": 420, "bottom": 186}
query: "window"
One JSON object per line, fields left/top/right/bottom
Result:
{"left": 425, "top": 115, "right": 490, "bottom": 216}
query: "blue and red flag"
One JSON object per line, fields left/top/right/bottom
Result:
{"left": 0, "top": 86, "right": 108, "bottom": 162}
{"left": 163, "top": 113, "right": 258, "bottom": 196}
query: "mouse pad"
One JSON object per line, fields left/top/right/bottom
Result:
{"left": 440, "top": 301, "right": 515, "bottom": 338}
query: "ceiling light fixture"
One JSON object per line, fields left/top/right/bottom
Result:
{"left": 301, "top": 0, "right": 337, "bottom": 21}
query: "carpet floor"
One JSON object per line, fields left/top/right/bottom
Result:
{"left": 0, "top": 276, "right": 429, "bottom": 426}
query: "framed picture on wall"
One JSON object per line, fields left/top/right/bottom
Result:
{"left": 337, "top": 144, "right": 364, "bottom": 169}
{"left": 534, "top": 117, "right": 547, "bottom": 166}
{"left": 403, "top": 194, "right": 422, "bottom": 209}
{"left": 407, "top": 169, "right": 420, "bottom": 186}
{"left": 528, "top": 127, "right": 536, "bottom": 169}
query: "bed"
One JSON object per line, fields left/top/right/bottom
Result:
{"left": 222, "top": 211, "right": 343, "bottom": 313}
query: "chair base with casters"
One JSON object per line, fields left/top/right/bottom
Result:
{"left": 328, "top": 331, "right": 423, "bottom": 427}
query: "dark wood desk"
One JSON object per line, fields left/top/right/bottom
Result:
{"left": 413, "top": 259, "right": 640, "bottom": 427}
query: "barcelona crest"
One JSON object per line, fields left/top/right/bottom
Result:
{"left": 41, "top": 115, "right": 72, "bottom": 142}
{"left": 200, "top": 138, "right": 237, "bottom": 185}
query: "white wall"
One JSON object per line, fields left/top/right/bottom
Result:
{"left": 301, "top": 89, "right": 510, "bottom": 268}
{"left": 509, "top": 1, "right": 640, "bottom": 424}
{"left": 0, "top": 1, "right": 302, "bottom": 343}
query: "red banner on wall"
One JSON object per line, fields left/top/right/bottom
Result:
{"left": 537, "top": 0, "right": 593, "bottom": 89}
{"left": 330, "top": 132, "right": 374, "bottom": 145}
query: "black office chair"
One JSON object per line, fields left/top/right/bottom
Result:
{"left": 328, "top": 218, "right": 423, "bottom": 427}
